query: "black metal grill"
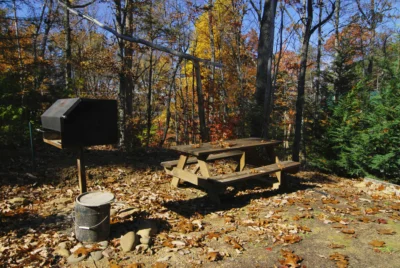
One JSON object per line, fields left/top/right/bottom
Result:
{"left": 41, "top": 98, "right": 118, "bottom": 149}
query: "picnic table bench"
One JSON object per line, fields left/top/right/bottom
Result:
{"left": 161, "top": 137, "right": 300, "bottom": 203}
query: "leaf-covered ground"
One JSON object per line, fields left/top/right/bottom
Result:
{"left": 1, "top": 147, "right": 399, "bottom": 267}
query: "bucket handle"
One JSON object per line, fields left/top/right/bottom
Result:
{"left": 72, "top": 212, "right": 109, "bottom": 230}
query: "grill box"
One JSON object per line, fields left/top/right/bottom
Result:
{"left": 41, "top": 98, "right": 118, "bottom": 149}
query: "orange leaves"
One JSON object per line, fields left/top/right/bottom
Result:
{"left": 341, "top": 229, "right": 355, "bottom": 235}
{"left": 377, "top": 229, "right": 396, "bottom": 235}
{"left": 176, "top": 220, "right": 194, "bottom": 234}
{"left": 329, "top": 243, "right": 345, "bottom": 249}
{"left": 322, "top": 197, "right": 340, "bottom": 204}
{"left": 73, "top": 247, "right": 90, "bottom": 257}
{"left": 206, "top": 232, "right": 221, "bottom": 240}
{"left": 206, "top": 251, "right": 221, "bottom": 262}
{"left": 224, "top": 236, "right": 244, "bottom": 251}
{"left": 368, "top": 240, "right": 385, "bottom": 247}
{"left": 329, "top": 252, "right": 349, "bottom": 268}
{"left": 279, "top": 249, "right": 303, "bottom": 268}
{"left": 282, "top": 235, "right": 302, "bottom": 244}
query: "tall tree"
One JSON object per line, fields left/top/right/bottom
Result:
{"left": 251, "top": 0, "right": 277, "bottom": 139}
{"left": 292, "top": 0, "right": 335, "bottom": 162}
{"left": 63, "top": 0, "right": 72, "bottom": 93}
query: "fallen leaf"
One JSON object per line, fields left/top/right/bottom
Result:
{"left": 279, "top": 249, "right": 303, "bottom": 267}
{"left": 73, "top": 247, "right": 90, "bottom": 257}
{"left": 376, "top": 218, "right": 388, "bottom": 224}
{"left": 358, "top": 217, "right": 372, "bottom": 223}
{"left": 369, "top": 240, "right": 385, "bottom": 247}
{"left": 378, "top": 229, "right": 396, "bottom": 235}
{"left": 341, "top": 229, "right": 355, "bottom": 234}
{"left": 329, "top": 243, "right": 345, "bottom": 249}
{"left": 329, "top": 252, "right": 349, "bottom": 268}
{"left": 152, "top": 262, "right": 168, "bottom": 268}
{"left": 125, "top": 263, "right": 145, "bottom": 268}
{"left": 282, "top": 234, "right": 302, "bottom": 244}
{"left": 206, "top": 251, "right": 221, "bottom": 262}
{"left": 206, "top": 232, "right": 221, "bottom": 240}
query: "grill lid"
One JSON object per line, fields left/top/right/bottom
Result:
{"left": 41, "top": 98, "right": 81, "bottom": 131}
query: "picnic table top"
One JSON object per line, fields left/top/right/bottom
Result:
{"left": 170, "top": 137, "right": 281, "bottom": 157}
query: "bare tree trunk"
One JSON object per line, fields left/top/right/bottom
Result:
{"left": 314, "top": 0, "right": 323, "bottom": 136}
{"left": 146, "top": 48, "right": 154, "bottom": 147}
{"left": 315, "top": 0, "right": 323, "bottom": 107}
{"left": 208, "top": 0, "right": 216, "bottom": 129}
{"left": 333, "top": 0, "right": 340, "bottom": 100}
{"left": 292, "top": 0, "right": 335, "bottom": 161}
{"left": 252, "top": 0, "right": 277, "bottom": 139}
{"left": 271, "top": 3, "right": 285, "bottom": 139}
{"left": 191, "top": 62, "right": 196, "bottom": 143}
{"left": 64, "top": 0, "right": 72, "bottom": 94}
{"left": 194, "top": 61, "right": 209, "bottom": 141}
{"left": 159, "top": 59, "right": 182, "bottom": 147}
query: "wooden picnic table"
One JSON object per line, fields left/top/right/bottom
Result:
{"left": 161, "top": 137, "right": 299, "bottom": 203}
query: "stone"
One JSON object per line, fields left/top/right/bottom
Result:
{"left": 136, "top": 228, "right": 151, "bottom": 238}
{"left": 57, "top": 242, "right": 69, "bottom": 250}
{"left": 90, "top": 250, "right": 103, "bottom": 261}
{"left": 120, "top": 231, "right": 137, "bottom": 252}
{"left": 135, "top": 244, "right": 149, "bottom": 252}
{"left": 70, "top": 243, "right": 83, "bottom": 253}
{"left": 98, "top": 241, "right": 108, "bottom": 249}
{"left": 54, "top": 248, "right": 70, "bottom": 258}
{"left": 9, "top": 197, "right": 29, "bottom": 205}
{"left": 118, "top": 208, "right": 140, "bottom": 218}
{"left": 67, "top": 253, "right": 86, "bottom": 264}
{"left": 140, "top": 236, "right": 151, "bottom": 245}
{"left": 354, "top": 182, "right": 367, "bottom": 188}
{"left": 136, "top": 220, "right": 158, "bottom": 236}
{"left": 110, "top": 209, "right": 117, "bottom": 217}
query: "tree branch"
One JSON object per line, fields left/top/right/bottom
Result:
{"left": 249, "top": 0, "right": 262, "bottom": 22}
{"left": 57, "top": 0, "right": 222, "bottom": 67}
{"left": 69, "top": 0, "right": 97, "bottom": 9}
{"left": 355, "top": 0, "right": 368, "bottom": 22}
{"left": 310, "top": 1, "right": 336, "bottom": 35}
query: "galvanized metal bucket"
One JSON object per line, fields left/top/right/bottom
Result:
{"left": 74, "top": 191, "right": 114, "bottom": 242}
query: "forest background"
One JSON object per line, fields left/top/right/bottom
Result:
{"left": 0, "top": 0, "right": 399, "bottom": 183}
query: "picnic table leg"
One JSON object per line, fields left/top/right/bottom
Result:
{"left": 197, "top": 157, "right": 211, "bottom": 178}
{"left": 273, "top": 156, "right": 287, "bottom": 190}
{"left": 235, "top": 151, "right": 246, "bottom": 172}
{"left": 171, "top": 155, "right": 188, "bottom": 187}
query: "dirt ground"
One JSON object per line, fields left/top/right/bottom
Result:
{"left": 1, "top": 147, "right": 399, "bottom": 268}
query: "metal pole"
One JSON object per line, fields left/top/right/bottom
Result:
{"left": 29, "top": 121, "right": 35, "bottom": 171}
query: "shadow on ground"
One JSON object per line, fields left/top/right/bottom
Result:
{"left": 0, "top": 146, "right": 179, "bottom": 187}
{"left": 0, "top": 211, "right": 71, "bottom": 238}
{"left": 163, "top": 174, "right": 327, "bottom": 218}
